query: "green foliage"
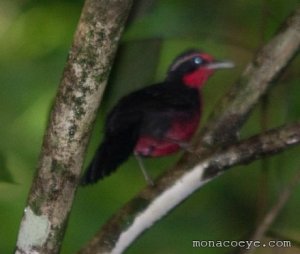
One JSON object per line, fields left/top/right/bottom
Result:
{"left": 0, "top": 152, "right": 14, "bottom": 183}
{"left": 0, "top": 0, "right": 299, "bottom": 253}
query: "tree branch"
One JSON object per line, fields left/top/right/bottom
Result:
{"left": 80, "top": 122, "right": 300, "bottom": 254}
{"left": 198, "top": 7, "right": 300, "bottom": 148}
{"left": 79, "top": 7, "right": 300, "bottom": 254}
{"left": 239, "top": 168, "right": 300, "bottom": 254}
{"left": 15, "top": 0, "right": 133, "bottom": 253}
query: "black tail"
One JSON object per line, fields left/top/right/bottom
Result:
{"left": 81, "top": 132, "right": 138, "bottom": 185}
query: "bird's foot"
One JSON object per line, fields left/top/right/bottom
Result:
{"left": 177, "top": 142, "right": 202, "bottom": 159}
{"left": 178, "top": 142, "right": 194, "bottom": 153}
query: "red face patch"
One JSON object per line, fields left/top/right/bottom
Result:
{"left": 182, "top": 53, "right": 214, "bottom": 88}
{"left": 183, "top": 68, "right": 214, "bottom": 88}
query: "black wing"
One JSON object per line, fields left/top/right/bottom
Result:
{"left": 106, "top": 83, "right": 200, "bottom": 139}
{"left": 81, "top": 83, "right": 200, "bottom": 184}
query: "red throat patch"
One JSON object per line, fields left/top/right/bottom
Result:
{"left": 183, "top": 68, "right": 213, "bottom": 88}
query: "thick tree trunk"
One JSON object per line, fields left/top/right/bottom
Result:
{"left": 15, "top": 0, "right": 133, "bottom": 253}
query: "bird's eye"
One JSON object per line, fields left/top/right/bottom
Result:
{"left": 194, "top": 57, "right": 202, "bottom": 65}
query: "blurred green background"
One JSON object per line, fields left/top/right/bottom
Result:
{"left": 0, "top": 0, "right": 299, "bottom": 253}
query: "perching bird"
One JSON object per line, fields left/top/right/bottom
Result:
{"left": 81, "top": 49, "right": 234, "bottom": 185}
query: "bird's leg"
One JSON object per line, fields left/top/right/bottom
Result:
{"left": 163, "top": 138, "right": 202, "bottom": 159}
{"left": 134, "top": 154, "right": 154, "bottom": 186}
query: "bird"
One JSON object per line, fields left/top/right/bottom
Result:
{"left": 81, "top": 49, "right": 234, "bottom": 185}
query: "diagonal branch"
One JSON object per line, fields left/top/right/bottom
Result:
{"left": 15, "top": 0, "right": 133, "bottom": 253}
{"left": 79, "top": 7, "right": 300, "bottom": 254}
{"left": 80, "top": 122, "right": 300, "bottom": 254}
{"left": 239, "top": 168, "right": 300, "bottom": 254}
{"left": 199, "top": 7, "right": 300, "bottom": 148}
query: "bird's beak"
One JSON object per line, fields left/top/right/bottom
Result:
{"left": 206, "top": 60, "right": 235, "bottom": 70}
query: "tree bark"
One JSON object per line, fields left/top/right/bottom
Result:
{"left": 79, "top": 122, "right": 300, "bottom": 254}
{"left": 15, "top": 0, "right": 133, "bottom": 253}
{"left": 79, "top": 7, "right": 300, "bottom": 254}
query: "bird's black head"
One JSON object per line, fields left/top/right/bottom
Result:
{"left": 166, "top": 49, "right": 234, "bottom": 88}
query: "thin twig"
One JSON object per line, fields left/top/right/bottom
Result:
{"left": 79, "top": 122, "right": 300, "bottom": 254}
{"left": 256, "top": 0, "right": 270, "bottom": 223}
{"left": 239, "top": 169, "right": 300, "bottom": 254}
{"left": 198, "top": 7, "right": 300, "bottom": 149}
